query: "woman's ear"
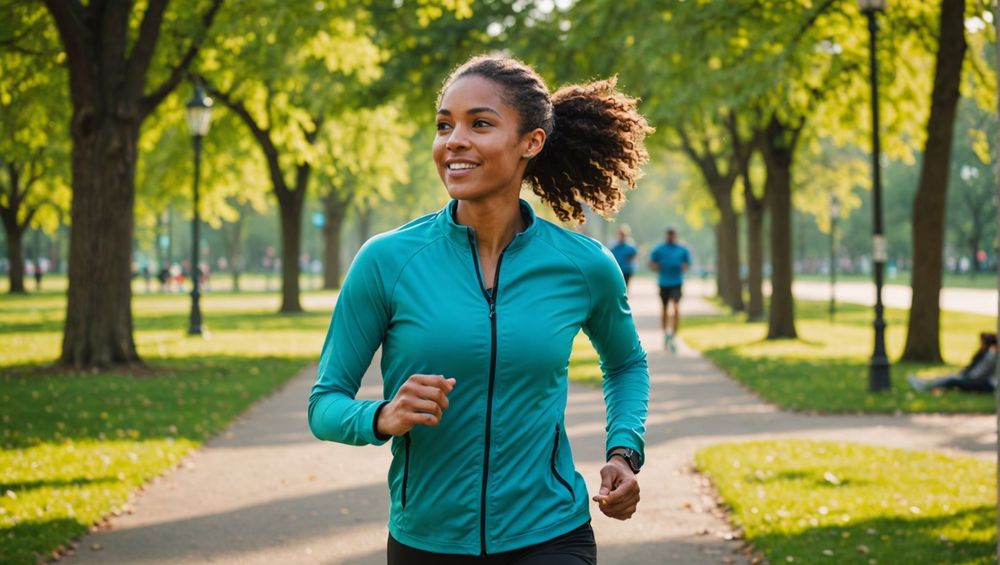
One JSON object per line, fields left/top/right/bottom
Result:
{"left": 522, "top": 128, "right": 546, "bottom": 160}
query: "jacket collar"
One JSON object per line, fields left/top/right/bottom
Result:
{"left": 436, "top": 198, "right": 538, "bottom": 252}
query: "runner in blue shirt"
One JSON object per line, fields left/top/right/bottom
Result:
{"left": 609, "top": 225, "right": 637, "bottom": 290}
{"left": 649, "top": 227, "right": 691, "bottom": 352}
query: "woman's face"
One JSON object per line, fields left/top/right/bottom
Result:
{"left": 433, "top": 75, "right": 543, "bottom": 204}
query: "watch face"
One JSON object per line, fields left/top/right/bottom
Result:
{"left": 622, "top": 448, "right": 641, "bottom": 471}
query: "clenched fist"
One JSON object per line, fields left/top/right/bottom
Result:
{"left": 376, "top": 374, "right": 456, "bottom": 437}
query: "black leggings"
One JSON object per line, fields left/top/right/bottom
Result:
{"left": 387, "top": 521, "right": 597, "bottom": 565}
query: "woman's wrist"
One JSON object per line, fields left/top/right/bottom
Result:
{"left": 373, "top": 401, "right": 393, "bottom": 440}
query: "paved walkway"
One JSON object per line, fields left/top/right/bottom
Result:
{"left": 57, "top": 279, "right": 996, "bottom": 565}
{"left": 788, "top": 279, "right": 996, "bottom": 316}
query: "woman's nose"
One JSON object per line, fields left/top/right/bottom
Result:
{"left": 445, "top": 125, "right": 469, "bottom": 152}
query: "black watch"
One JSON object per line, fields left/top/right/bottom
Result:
{"left": 608, "top": 447, "right": 641, "bottom": 474}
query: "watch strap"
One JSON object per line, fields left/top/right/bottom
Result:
{"left": 608, "top": 448, "right": 641, "bottom": 474}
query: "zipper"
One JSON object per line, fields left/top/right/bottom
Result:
{"left": 401, "top": 433, "right": 411, "bottom": 509}
{"left": 467, "top": 230, "right": 505, "bottom": 555}
{"left": 551, "top": 424, "right": 575, "bottom": 501}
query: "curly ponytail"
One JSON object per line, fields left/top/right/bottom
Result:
{"left": 441, "top": 55, "right": 652, "bottom": 223}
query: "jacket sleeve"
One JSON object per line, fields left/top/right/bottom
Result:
{"left": 308, "top": 240, "right": 392, "bottom": 446}
{"left": 582, "top": 249, "right": 650, "bottom": 465}
{"left": 967, "top": 349, "right": 997, "bottom": 382}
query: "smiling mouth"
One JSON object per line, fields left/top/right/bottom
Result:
{"left": 447, "top": 162, "right": 480, "bottom": 171}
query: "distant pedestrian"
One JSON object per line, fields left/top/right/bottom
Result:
{"left": 649, "top": 227, "right": 690, "bottom": 352}
{"left": 157, "top": 266, "right": 170, "bottom": 293}
{"left": 33, "top": 261, "right": 42, "bottom": 291}
{"left": 609, "top": 225, "right": 638, "bottom": 290}
{"left": 309, "top": 54, "right": 651, "bottom": 564}
{"left": 141, "top": 263, "right": 152, "bottom": 293}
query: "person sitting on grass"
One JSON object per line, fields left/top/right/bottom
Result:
{"left": 908, "top": 332, "right": 998, "bottom": 393}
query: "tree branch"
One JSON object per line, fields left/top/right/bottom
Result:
{"left": 206, "top": 80, "right": 288, "bottom": 192}
{"left": 125, "top": 0, "right": 168, "bottom": 103}
{"left": 785, "top": 0, "right": 837, "bottom": 51}
{"left": 41, "top": 0, "right": 95, "bottom": 104}
{"left": 138, "top": 0, "right": 224, "bottom": 118}
{"left": 19, "top": 205, "right": 38, "bottom": 232}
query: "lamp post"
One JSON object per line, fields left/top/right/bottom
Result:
{"left": 829, "top": 194, "right": 840, "bottom": 321}
{"left": 860, "top": 0, "right": 890, "bottom": 391}
{"left": 185, "top": 84, "right": 213, "bottom": 336}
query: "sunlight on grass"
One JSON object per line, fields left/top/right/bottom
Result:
{"left": 0, "top": 289, "right": 337, "bottom": 564}
{"left": 684, "top": 301, "right": 996, "bottom": 413}
{"left": 697, "top": 440, "right": 996, "bottom": 565}
{"left": 568, "top": 333, "right": 602, "bottom": 385}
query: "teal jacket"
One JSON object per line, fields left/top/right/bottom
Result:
{"left": 309, "top": 199, "right": 648, "bottom": 555}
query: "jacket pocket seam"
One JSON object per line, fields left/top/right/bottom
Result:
{"left": 551, "top": 424, "right": 575, "bottom": 502}
{"left": 402, "top": 433, "right": 411, "bottom": 510}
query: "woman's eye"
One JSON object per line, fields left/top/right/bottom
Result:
{"left": 473, "top": 119, "right": 492, "bottom": 128}
{"left": 436, "top": 122, "right": 452, "bottom": 132}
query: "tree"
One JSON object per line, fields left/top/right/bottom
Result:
{"left": 731, "top": 117, "right": 767, "bottom": 321}
{"left": 41, "top": 0, "right": 222, "bottom": 367}
{"left": 946, "top": 100, "right": 997, "bottom": 274}
{"left": 676, "top": 120, "right": 747, "bottom": 312}
{"left": 0, "top": 1, "right": 69, "bottom": 294}
{"left": 516, "top": 0, "right": 751, "bottom": 311}
{"left": 902, "top": 0, "right": 968, "bottom": 362}
{"left": 135, "top": 94, "right": 270, "bottom": 292}
{"left": 313, "top": 105, "right": 412, "bottom": 287}
{"left": 993, "top": 0, "right": 1000, "bottom": 556}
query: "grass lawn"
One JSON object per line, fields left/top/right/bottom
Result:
{"left": 568, "top": 333, "right": 603, "bottom": 386}
{"left": 683, "top": 300, "right": 996, "bottom": 413}
{"left": 1, "top": 289, "right": 337, "bottom": 565}
{"left": 696, "top": 440, "right": 996, "bottom": 565}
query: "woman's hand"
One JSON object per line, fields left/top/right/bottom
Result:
{"left": 376, "top": 374, "right": 456, "bottom": 437}
{"left": 592, "top": 457, "right": 640, "bottom": 520}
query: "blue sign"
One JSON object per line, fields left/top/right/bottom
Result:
{"left": 311, "top": 211, "right": 325, "bottom": 229}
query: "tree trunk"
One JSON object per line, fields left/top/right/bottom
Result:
{"left": 993, "top": 0, "right": 999, "bottom": 556}
{"left": 154, "top": 213, "right": 165, "bottom": 268}
{"left": 675, "top": 126, "right": 744, "bottom": 312}
{"left": 231, "top": 218, "right": 244, "bottom": 293}
{"left": 714, "top": 224, "right": 725, "bottom": 301}
{"left": 276, "top": 169, "right": 308, "bottom": 313}
{"left": 52, "top": 220, "right": 63, "bottom": 274}
{"left": 971, "top": 237, "right": 980, "bottom": 273}
{"left": 208, "top": 88, "right": 318, "bottom": 313}
{"left": 358, "top": 206, "right": 373, "bottom": 244}
{"left": 902, "top": 0, "right": 966, "bottom": 362}
{"left": 323, "top": 189, "right": 351, "bottom": 289}
{"left": 42, "top": 0, "right": 221, "bottom": 368}
{"left": 60, "top": 122, "right": 141, "bottom": 367}
{"left": 5, "top": 227, "right": 26, "bottom": 294}
{"left": 1, "top": 162, "right": 34, "bottom": 294}
{"left": 760, "top": 118, "right": 799, "bottom": 340}
{"left": 716, "top": 202, "right": 743, "bottom": 311}
{"left": 166, "top": 209, "right": 174, "bottom": 265}
{"left": 746, "top": 196, "right": 766, "bottom": 320}
{"left": 220, "top": 213, "right": 245, "bottom": 293}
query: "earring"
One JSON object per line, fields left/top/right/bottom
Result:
{"left": 522, "top": 153, "right": 532, "bottom": 160}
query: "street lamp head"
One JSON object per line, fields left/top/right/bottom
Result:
{"left": 185, "top": 85, "right": 214, "bottom": 137}
{"left": 858, "top": 0, "right": 886, "bottom": 13}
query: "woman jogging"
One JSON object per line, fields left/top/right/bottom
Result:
{"left": 309, "top": 54, "right": 651, "bottom": 564}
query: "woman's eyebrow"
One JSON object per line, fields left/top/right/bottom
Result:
{"left": 436, "top": 107, "right": 502, "bottom": 117}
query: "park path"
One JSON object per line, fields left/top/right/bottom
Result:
{"left": 786, "top": 279, "right": 995, "bottom": 317}
{"left": 55, "top": 279, "right": 996, "bottom": 565}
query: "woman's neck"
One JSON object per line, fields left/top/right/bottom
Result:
{"left": 455, "top": 197, "right": 525, "bottom": 256}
